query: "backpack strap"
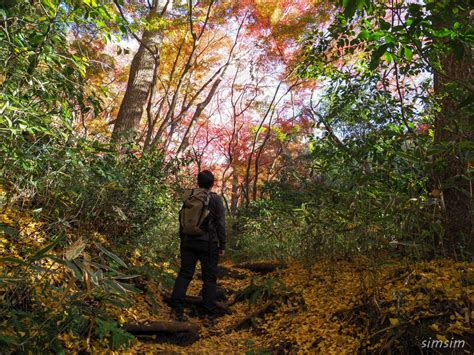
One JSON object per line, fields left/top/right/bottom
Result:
{"left": 196, "top": 190, "right": 211, "bottom": 226}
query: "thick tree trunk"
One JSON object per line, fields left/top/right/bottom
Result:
{"left": 111, "top": 6, "right": 165, "bottom": 144}
{"left": 433, "top": 2, "right": 473, "bottom": 257}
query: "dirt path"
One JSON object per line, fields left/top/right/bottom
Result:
{"left": 122, "top": 261, "right": 277, "bottom": 353}
{"left": 110, "top": 259, "right": 473, "bottom": 354}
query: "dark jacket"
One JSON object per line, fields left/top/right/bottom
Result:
{"left": 180, "top": 191, "right": 226, "bottom": 250}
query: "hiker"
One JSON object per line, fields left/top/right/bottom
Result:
{"left": 170, "top": 170, "right": 226, "bottom": 321}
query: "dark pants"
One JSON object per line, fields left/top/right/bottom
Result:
{"left": 170, "top": 240, "right": 218, "bottom": 313}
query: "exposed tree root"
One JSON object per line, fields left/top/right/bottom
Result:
{"left": 225, "top": 300, "right": 276, "bottom": 333}
{"left": 123, "top": 321, "right": 201, "bottom": 346}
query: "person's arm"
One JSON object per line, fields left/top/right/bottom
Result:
{"left": 213, "top": 194, "right": 227, "bottom": 251}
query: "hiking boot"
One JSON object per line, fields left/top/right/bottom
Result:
{"left": 170, "top": 308, "right": 188, "bottom": 322}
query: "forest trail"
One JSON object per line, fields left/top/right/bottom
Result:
{"left": 98, "top": 258, "right": 473, "bottom": 353}
{"left": 2, "top": 0, "right": 473, "bottom": 353}
{"left": 111, "top": 261, "right": 286, "bottom": 353}
{"left": 1, "top": 207, "right": 473, "bottom": 353}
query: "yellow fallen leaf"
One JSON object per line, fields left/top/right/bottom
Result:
{"left": 430, "top": 323, "right": 439, "bottom": 331}
{"left": 389, "top": 318, "right": 399, "bottom": 326}
{"left": 436, "top": 334, "right": 447, "bottom": 342}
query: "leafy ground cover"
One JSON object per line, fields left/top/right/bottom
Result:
{"left": 1, "top": 206, "right": 472, "bottom": 353}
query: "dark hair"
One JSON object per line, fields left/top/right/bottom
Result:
{"left": 197, "top": 170, "right": 214, "bottom": 189}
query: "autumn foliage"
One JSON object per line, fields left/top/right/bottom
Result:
{"left": 0, "top": 0, "right": 472, "bottom": 353}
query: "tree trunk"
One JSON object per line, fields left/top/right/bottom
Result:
{"left": 230, "top": 168, "right": 239, "bottom": 216}
{"left": 433, "top": 2, "right": 473, "bottom": 257}
{"left": 174, "top": 73, "right": 224, "bottom": 155}
{"left": 111, "top": 5, "right": 165, "bottom": 144}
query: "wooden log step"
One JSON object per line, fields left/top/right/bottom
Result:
{"left": 216, "top": 265, "right": 247, "bottom": 279}
{"left": 234, "top": 262, "right": 286, "bottom": 274}
{"left": 123, "top": 321, "right": 200, "bottom": 345}
{"left": 123, "top": 320, "right": 200, "bottom": 335}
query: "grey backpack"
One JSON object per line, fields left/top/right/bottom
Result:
{"left": 179, "top": 188, "right": 210, "bottom": 236}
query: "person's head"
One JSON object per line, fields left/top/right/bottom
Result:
{"left": 197, "top": 170, "right": 214, "bottom": 189}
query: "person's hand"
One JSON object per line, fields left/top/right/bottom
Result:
{"left": 218, "top": 249, "right": 225, "bottom": 257}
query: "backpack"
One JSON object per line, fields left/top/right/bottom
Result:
{"left": 179, "top": 188, "right": 211, "bottom": 236}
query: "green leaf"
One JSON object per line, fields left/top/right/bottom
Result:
{"left": 383, "top": 51, "right": 393, "bottom": 64}
{"left": 0, "top": 277, "right": 24, "bottom": 285}
{"left": 41, "top": 0, "right": 57, "bottom": 14}
{"left": 51, "top": 339, "right": 66, "bottom": 355}
{"left": 359, "top": 29, "right": 370, "bottom": 40}
{"left": 458, "top": 93, "right": 474, "bottom": 108}
{"left": 249, "top": 290, "right": 258, "bottom": 305}
{"left": 426, "top": 145, "right": 447, "bottom": 156}
{"left": 65, "top": 260, "right": 83, "bottom": 279}
{"left": 104, "top": 279, "right": 127, "bottom": 295}
{"left": 95, "top": 242, "right": 128, "bottom": 269}
{"left": 111, "top": 274, "right": 140, "bottom": 280}
{"left": 65, "top": 238, "right": 86, "bottom": 260}
{"left": 0, "top": 335, "right": 18, "bottom": 346}
{"left": 0, "top": 223, "right": 19, "bottom": 237}
{"left": 398, "top": 151, "right": 418, "bottom": 162}
{"left": 379, "top": 18, "right": 390, "bottom": 30}
{"left": 103, "top": 296, "right": 129, "bottom": 308}
{"left": 457, "top": 140, "right": 474, "bottom": 150}
{"left": 450, "top": 40, "right": 465, "bottom": 60}
{"left": 0, "top": 257, "right": 29, "bottom": 266}
{"left": 46, "top": 255, "right": 68, "bottom": 266}
{"left": 95, "top": 318, "right": 135, "bottom": 350}
{"left": 342, "top": 0, "right": 358, "bottom": 18}
{"left": 30, "top": 242, "right": 57, "bottom": 261}
{"left": 369, "top": 43, "right": 390, "bottom": 70}
{"left": 403, "top": 47, "right": 413, "bottom": 61}
{"left": 116, "top": 281, "right": 142, "bottom": 294}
